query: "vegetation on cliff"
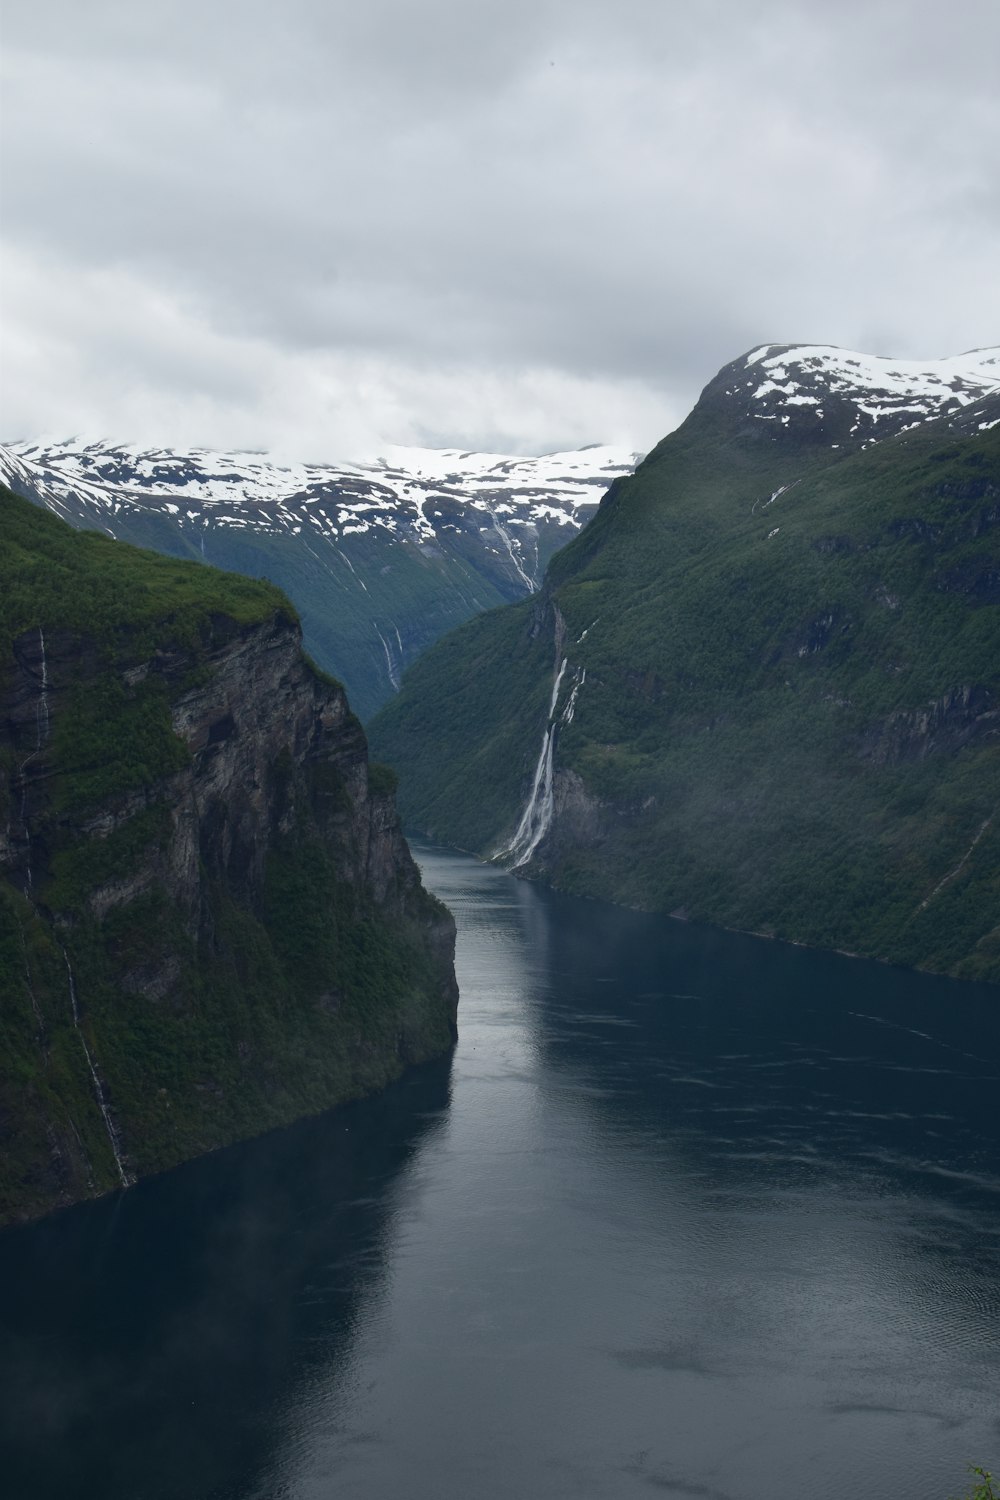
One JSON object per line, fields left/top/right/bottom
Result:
{"left": 371, "top": 382, "right": 1000, "bottom": 984}
{"left": 0, "top": 486, "right": 457, "bottom": 1224}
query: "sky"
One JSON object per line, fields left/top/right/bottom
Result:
{"left": 2, "top": 0, "right": 999, "bottom": 460}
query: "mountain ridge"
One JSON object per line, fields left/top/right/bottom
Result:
{"left": 370, "top": 343, "right": 1000, "bottom": 983}
{"left": 0, "top": 439, "right": 639, "bottom": 717}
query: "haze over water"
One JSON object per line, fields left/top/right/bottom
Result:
{"left": 1, "top": 842, "right": 998, "bottom": 1499}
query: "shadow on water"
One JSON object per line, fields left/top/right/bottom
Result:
{"left": 404, "top": 843, "right": 1000, "bottom": 1497}
{"left": 529, "top": 881, "right": 1000, "bottom": 1163}
{"left": 3, "top": 841, "right": 999, "bottom": 1500}
{"left": 530, "top": 883, "right": 1000, "bottom": 1261}
{"left": 0, "top": 1055, "right": 453, "bottom": 1500}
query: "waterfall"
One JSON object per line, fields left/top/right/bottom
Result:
{"left": 561, "top": 667, "right": 585, "bottom": 725}
{"left": 19, "top": 626, "right": 52, "bottom": 891}
{"left": 375, "top": 626, "right": 401, "bottom": 690}
{"left": 497, "top": 657, "right": 568, "bottom": 869}
{"left": 490, "top": 510, "right": 536, "bottom": 592}
{"left": 64, "top": 951, "right": 130, "bottom": 1189}
{"left": 36, "top": 626, "right": 50, "bottom": 740}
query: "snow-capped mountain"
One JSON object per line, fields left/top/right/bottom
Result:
{"left": 4, "top": 345, "right": 996, "bottom": 718}
{"left": 708, "top": 344, "right": 1000, "bottom": 446}
{"left": 3, "top": 440, "right": 635, "bottom": 572}
{"left": 0, "top": 438, "right": 640, "bottom": 718}
{"left": 370, "top": 341, "right": 1000, "bottom": 987}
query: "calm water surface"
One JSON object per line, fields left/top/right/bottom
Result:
{"left": 1, "top": 842, "right": 998, "bottom": 1499}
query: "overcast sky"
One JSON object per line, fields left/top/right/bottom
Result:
{"left": 2, "top": 0, "right": 998, "bottom": 459}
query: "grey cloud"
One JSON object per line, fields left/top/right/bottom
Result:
{"left": 2, "top": 0, "right": 998, "bottom": 456}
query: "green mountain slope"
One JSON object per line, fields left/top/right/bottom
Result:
{"left": 0, "top": 486, "right": 457, "bottom": 1223}
{"left": 371, "top": 351, "right": 1000, "bottom": 983}
{"left": 1, "top": 441, "right": 635, "bottom": 719}
{"left": 18, "top": 503, "right": 517, "bottom": 722}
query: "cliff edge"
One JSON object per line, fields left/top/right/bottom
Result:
{"left": 0, "top": 486, "right": 457, "bottom": 1224}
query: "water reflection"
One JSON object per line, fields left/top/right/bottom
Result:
{"left": 0, "top": 843, "right": 998, "bottom": 1500}
{"left": 0, "top": 1059, "right": 452, "bottom": 1500}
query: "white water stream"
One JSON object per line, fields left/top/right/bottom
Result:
{"left": 489, "top": 510, "right": 536, "bottom": 592}
{"left": 64, "top": 951, "right": 130, "bottom": 1189}
{"left": 497, "top": 656, "right": 569, "bottom": 869}
{"left": 374, "top": 626, "right": 401, "bottom": 691}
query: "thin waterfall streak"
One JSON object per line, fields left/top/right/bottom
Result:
{"left": 548, "top": 657, "right": 568, "bottom": 718}
{"left": 375, "top": 626, "right": 400, "bottom": 691}
{"left": 916, "top": 810, "right": 996, "bottom": 912}
{"left": 490, "top": 511, "right": 535, "bottom": 593}
{"left": 497, "top": 657, "right": 568, "bottom": 868}
{"left": 64, "top": 951, "right": 129, "bottom": 1189}
{"left": 37, "top": 626, "right": 50, "bottom": 727}
{"left": 337, "top": 548, "right": 370, "bottom": 593}
{"left": 562, "top": 667, "right": 585, "bottom": 725}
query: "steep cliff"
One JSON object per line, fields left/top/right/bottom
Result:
{"left": 0, "top": 485, "right": 457, "bottom": 1224}
{"left": 371, "top": 346, "right": 1000, "bottom": 984}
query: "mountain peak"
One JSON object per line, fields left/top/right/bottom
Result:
{"left": 699, "top": 342, "right": 1000, "bottom": 450}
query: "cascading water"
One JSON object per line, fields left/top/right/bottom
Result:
{"left": 497, "top": 657, "right": 568, "bottom": 869}
{"left": 64, "top": 951, "right": 130, "bottom": 1189}
{"left": 561, "top": 667, "right": 585, "bottom": 725}
{"left": 375, "top": 625, "right": 401, "bottom": 690}
{"left": 489, "top": 510, "right": 536, "bottom": 592}
{"left": 18, "top": 626, "right": 51, "bottom": 891}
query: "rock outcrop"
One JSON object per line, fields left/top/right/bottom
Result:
{"left": 0, "top": 486, "right": 457, "bottom": 1224}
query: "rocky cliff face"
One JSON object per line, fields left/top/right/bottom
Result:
{"left": 0, "top": 487, "right": 457, "bottom": 1224}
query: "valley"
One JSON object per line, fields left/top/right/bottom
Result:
{"left": 0, "top": 439, "right": 638, "bottom": 720}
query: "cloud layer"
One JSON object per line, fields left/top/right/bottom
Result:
{"left": 3, "top": 0, "right": 998, "bottom": 456}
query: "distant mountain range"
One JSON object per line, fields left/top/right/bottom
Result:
{"left": 371, "top": 343, "right": 1000, "bottom": 983}
{"left": 0, "top": 439, "right": 639, "bottom": 718}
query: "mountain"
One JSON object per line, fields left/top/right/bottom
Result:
{"left": 0, "top": 439, "right": 638, "bottom": 720}
{"left": 370, "top": 344, "right": 1000, "bottom": 983}
{"left": 0, "top": 484, "right": 457, "bottom": 1224}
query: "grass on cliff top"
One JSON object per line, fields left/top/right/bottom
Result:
{"left": 0, "top": 484, "right": 296, "bottom": 655}
{"left": 1, "top": 482, "right": 304, "bottom": 823}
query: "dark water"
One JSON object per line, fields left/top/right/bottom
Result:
{"left": 1, "top": 844, "right": 998, "bottom": 1500}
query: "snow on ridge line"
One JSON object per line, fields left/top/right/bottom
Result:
{"left": 0, "top": 439, "right": 639, "bottom": 551}
{"left": 741, "top": 343, "right": 1000, "bottom": 404}
{"left": 1, "top": 438, "right": 640, "bottom": 525}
